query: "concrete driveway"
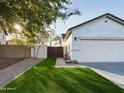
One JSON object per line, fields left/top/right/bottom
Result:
{"left": 80, "top": 62, "right": 124, "bottom": 89}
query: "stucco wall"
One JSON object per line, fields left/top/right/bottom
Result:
{"left": 72, "top": 18, "right": 124, "bottom": 38}
{"left": 0, "top": 45, "right": 31, "bottom": 58}
{"left": 31, "top": 45, "right": 47, "bottom": 58}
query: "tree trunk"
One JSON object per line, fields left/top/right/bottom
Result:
{"left": 36, "top": 45, "right": 41, "bottom": 58}
{"left": 33, "top": 47, "right": 36, "bottom": 58}
{"left": 24, "top": 42, "right": 29, "bottom": 58}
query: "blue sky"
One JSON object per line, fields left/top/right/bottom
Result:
{"left": 52, "top": 0, "right": 124, "bottom": 35}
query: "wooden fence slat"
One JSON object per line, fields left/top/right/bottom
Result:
{"left": 47, "top": 47, "right": 63, "bottom": 58}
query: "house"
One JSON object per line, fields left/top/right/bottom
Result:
{"left": 0, "top": 30, "right": 7, "bottom": 45}
{"left": 63, "top": 13, "right": 124, "bottom": 63}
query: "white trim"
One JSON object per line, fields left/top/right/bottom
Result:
{"left": 71, "top": 50, "right": 80, "bottom": 51}
{"left": 79, "top": 37, "right": 124, "bottom": 40}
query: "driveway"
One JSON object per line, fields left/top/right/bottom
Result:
{"left": 80, "top": 62, "right": 124, "bottom": 89}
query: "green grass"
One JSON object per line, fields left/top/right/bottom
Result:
{"left": 1, "top": 58, "right": 124, "bottom": 93}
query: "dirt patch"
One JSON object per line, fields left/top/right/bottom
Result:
{"left": 0, "top": 58, "right": 25, "bottom": 70}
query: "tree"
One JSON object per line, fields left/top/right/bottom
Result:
{"left": 49, "top": 35, "right": 62, "bottom": 46}
{"left": 0, "top": 0, "right": 80, "bottom": 58}
{"left": 0, "top": 0, "right": 80, "bottom": 32}
{"left": 7, "top": 39, "right": 24, "bottom": 45}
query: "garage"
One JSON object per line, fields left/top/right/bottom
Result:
{"left": 80, "top": 39, "right": 124, "bottom": 62}
{"left": 63, "top": 13, "right": 124, "bottom": 62}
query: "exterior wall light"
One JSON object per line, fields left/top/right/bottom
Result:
{"left": 74, "top": 37, "right": 77, "bottom": 41}
{"left": 105, "top": 20, "right": 107, "bottom": 23}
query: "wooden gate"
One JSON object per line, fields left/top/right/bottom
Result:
{"left": 47, "top": 47, "right": 63, "bottom": 58}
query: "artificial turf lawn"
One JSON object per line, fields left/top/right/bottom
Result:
{"left": 1, "top": 58, "right": 124, "bottom": 93}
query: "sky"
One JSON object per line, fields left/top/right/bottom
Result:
{"left": 52, "top": 0, "right": 124, "bottom": 35}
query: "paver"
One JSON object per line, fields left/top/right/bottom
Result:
{"left": 0, "top": 58, "right": 42, "bottom": 88}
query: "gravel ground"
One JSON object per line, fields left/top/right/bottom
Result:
{"left": 0, "top": 58, "right": 43, "bottom": 88}
{"left": 0, "top": 58, "right": 24, "bottom": 70}
{"left": 56, "top": 58, "right": 86, "bottom": 67}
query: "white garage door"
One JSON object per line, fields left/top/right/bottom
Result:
{"left": 80, "top": 40, "right": 124, "bottom": 62}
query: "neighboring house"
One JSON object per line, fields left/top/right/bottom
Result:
{"left": 0, "top": 30, "right": 7, "bottom": 45}
{"left": 63, "top": 13, "right": 124, "bottom": 63}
